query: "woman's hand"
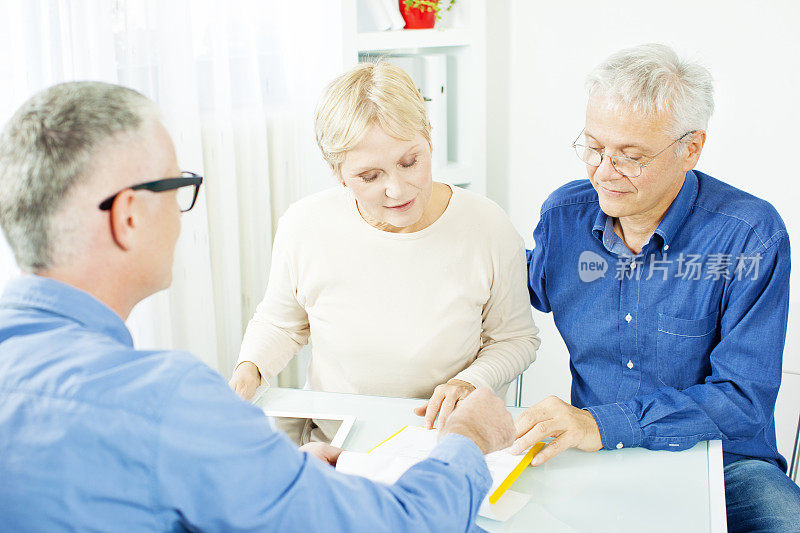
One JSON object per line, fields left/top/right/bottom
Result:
{"left": 299, "top": 442, "right": 343, "bottom": 466}
{"left": 413, "top": 379, "right": 476, "bottom": 429}
{"left": 228, "top": 361, "right": 261, "bottom": 401}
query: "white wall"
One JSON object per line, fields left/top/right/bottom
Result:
{"left": 487, "top": 0, "right": 800, "bottom": 466}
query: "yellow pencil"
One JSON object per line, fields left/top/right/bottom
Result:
{"left": 367, "top": 425, "right": 408, "bottom": 454}
{"left": 488, "top": 442, "right": 545, "bottom": 505}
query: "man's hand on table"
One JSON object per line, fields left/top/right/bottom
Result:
{"left": 509, "top": 395, "right": 602, "bottom": 465}
{"left": 439, "top": 387, "right": 515, "bottom": 454}
{"left": 300, "top": 442, "right": 343, "bottom": 466}
{"left": 228, "top": 361, "right": 261, "bottom": 401}
{"left": 413, "top": 379, "right": 476, "bottom": 429}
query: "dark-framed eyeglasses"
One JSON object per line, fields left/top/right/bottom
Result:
{"left": 571, "top": 129, "right": 696, "bottom": 178}
{"left": 98, "top": 171, "right": 204, "bottom": 212}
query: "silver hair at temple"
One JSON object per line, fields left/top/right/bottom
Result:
{"left": 0, "top": 81, "right": 159, "bottom": 271}
{"left": 586, "top": 43, "right": 714, "bottom": 148}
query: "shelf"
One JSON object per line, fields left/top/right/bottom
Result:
{"left": 357, "top": 28, "right": 470, "bottom": 52}
{"left": 435, "top": 163, "right": 472, "bottom": 187}
{"left": 345, "top": 0, "right": 486, "bottom": 196}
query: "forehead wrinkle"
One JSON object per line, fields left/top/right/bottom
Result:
{"left": 586, "top": 95, "right": 671, "bottom": 154}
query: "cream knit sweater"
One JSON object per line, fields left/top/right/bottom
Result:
{"left": 237, "top": 185, "right": 540, "bottom": 399}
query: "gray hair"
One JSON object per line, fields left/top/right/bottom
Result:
{"left": 586, "top": 43, "right": 714, "bottom": 145}
{"left": 0, "top": 81, "right": 158, "bottom": 271}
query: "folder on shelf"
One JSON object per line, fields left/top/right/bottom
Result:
{"left": 336, "top": 425, "right": 543, "bottom": 522}
{"left": 357, "top": 0, "right": 392, "bottom": 32}
{"left": 420, "top": 54, "right": 448, "bottom": 171}
{"left": 384, "top": 54, "right": 449, "bottom": 172}
{"left": 379, "top": 0, "right": 406, "bottom": 30}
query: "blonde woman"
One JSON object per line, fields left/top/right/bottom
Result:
{"left": 229, "top": 62, "right": 539, "bottom": 439}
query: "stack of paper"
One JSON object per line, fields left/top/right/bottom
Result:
{"left": 336, "top": 426, "right": 541, "bottom": 522}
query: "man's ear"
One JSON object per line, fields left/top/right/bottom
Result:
{"left": 681, "top": 130, "right": 706, "bottom": 172}
{"left": 108, "top": 190, "right": 137, "bottom": 251}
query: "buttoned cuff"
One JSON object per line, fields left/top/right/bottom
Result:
{"left": 584, "top": 403, "right": 644, "bottom": 450}
{"left": 430, "top": 433, "right": 492, "bottom": 494}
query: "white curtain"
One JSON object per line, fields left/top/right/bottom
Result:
{"left": 0, "top": 0, "right": 346, "bottom": 377}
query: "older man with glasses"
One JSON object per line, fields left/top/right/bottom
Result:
{"left": 0, "top": 81, "right": 516, "bottom": 531}
{"left": 514, "top": 43, "right": 800, "bottom": 531}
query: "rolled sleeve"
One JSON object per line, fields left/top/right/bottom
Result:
{"left": 584, "top": 403, "right": 644, "bottom": 450}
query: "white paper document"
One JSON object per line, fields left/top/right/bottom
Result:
{"left": 335, "top": 426, "right": 532, "bottom": 522}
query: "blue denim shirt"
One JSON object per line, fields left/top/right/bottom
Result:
{"left": 527, "top": 170, "right": 789, "bottom": 470}
{"left": 0, "top": 275, "right": 491, "bottom": 531}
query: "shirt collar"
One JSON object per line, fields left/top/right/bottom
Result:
{"left": 602, "top": 216, "right": 635, "bottom": 258}
{"left": 591, "top": 206, "right": 607, "bottom": 239}
{"left": 591, "top": 170, "right": 699, "bottom": 253}
{"left": 652, "top": 170, "right": 698, "bottom": 249}
{"left": 0, "top": 275, "right": 133, "bottom": 347}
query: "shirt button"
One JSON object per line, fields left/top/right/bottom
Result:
{"left": 664, "top": 244, "right": 669, "bottom": 251}
{"left": 627, "top": 360, "right": 634, "bottom": 369}
{"left": 630, "top": 262, "right": 637, "bottom": 270}
{"left": 625, "top": 313, "right": 632, "bottom": 323}
{"left": 616, "top": 442, "right": 624, "bottom": 449}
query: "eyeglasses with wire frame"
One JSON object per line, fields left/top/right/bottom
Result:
{"left": 571, "top": 129, "right": 696, "bottom": 178}
{"left": 98, "top": 171, "right": 203, "bottom": 212}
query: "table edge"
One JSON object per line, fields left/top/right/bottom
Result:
{"left": 707, "top": 440, "right": 727, "bottom": 532}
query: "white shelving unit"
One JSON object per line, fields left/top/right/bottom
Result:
{"left": 340, "top": 0, "right": 487, "bottom": 195}
{"left": 357, "top": 27, "right": 472, "bottom": 50}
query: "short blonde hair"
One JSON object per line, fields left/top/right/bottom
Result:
{"left": 314, "top": 61, "right": 431, "bottom": 174}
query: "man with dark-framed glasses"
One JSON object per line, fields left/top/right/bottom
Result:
{"left": 0, "top": 81, "right": 515, "bottom": 531}
{"left": 515, "top": 43, "right": 800, "bottom": 531}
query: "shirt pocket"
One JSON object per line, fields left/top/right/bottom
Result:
{"left": 656, "top": 311, "right": 718, "bottom": 390}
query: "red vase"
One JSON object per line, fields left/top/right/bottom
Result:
{"left": 398, "top": 0, "right": 437, "bottom": 29}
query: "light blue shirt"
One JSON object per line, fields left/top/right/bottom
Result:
{"left": 0, "top": 275, "right": 491, "bottom": 532}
